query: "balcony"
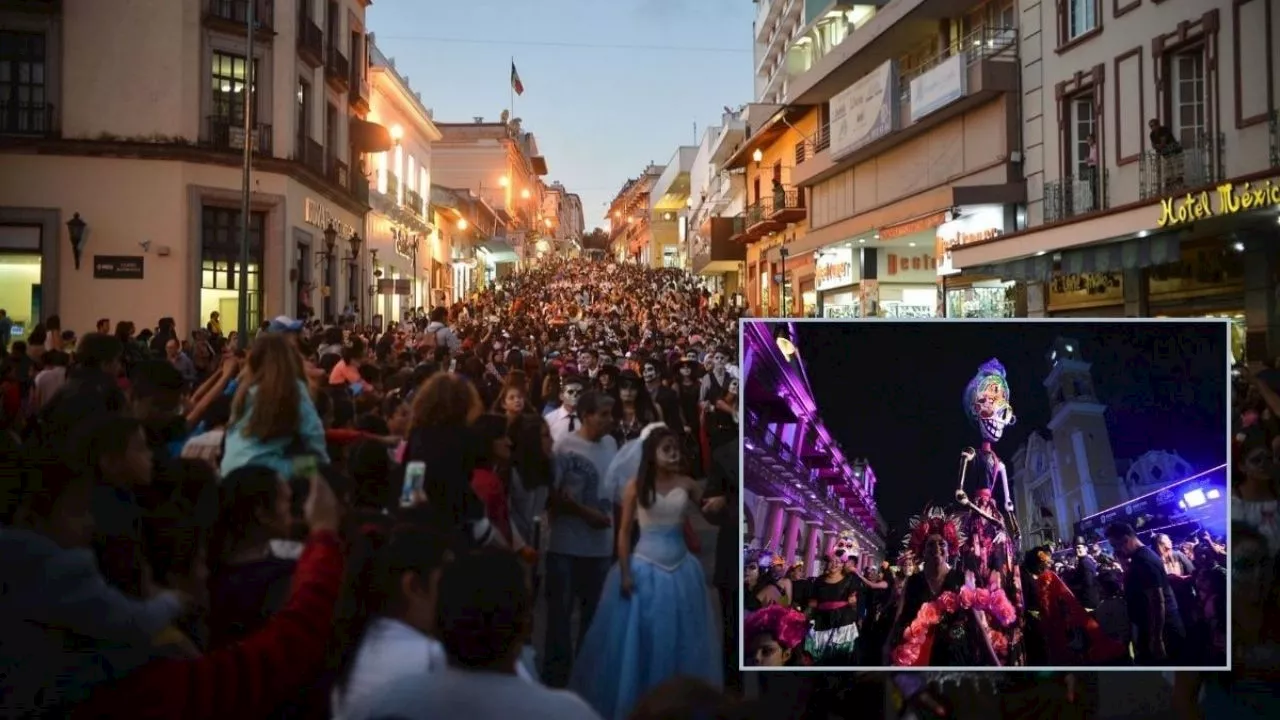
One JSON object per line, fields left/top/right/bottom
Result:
{"left": 349, "top": 71, "right": 370, "bottom": 113}
{"left": 204, "top": 0, "right": 274, "bottom": 40}
{"left": 1138, "top": 132, "right": 1225, "bottom": 201}
{"left": 350, "top": 173, "right": 370, "bottom": 205}
{"left": 206, "top": 116, "right": 272, "bottom": 155}
{"left": 1043, "top": 171, "right": 1109, "bottom": 224}
{"left": 792, "top": 25, "right": 1017, "bottom": 187}
{"left": 296, "top": 137, "right": 324, "bottom": 175}
{"left": 386, "top": 171, "right": 400, "bottom": 199}
{"left": 0, "top": 102, "right": 56, "bottom": 136}
{"left": 326, "top": 46, "right": 350, "bottom": 91}
{"left": 744, "top": 189, "right": 806, "bottom": 236}
{"left": 297, "top": 16, "right": 324, "bottom": 67}
{"left": 327, "top": 156, "right": 348, "bottom": 190}
{"left": 692, "top": 217, "right": 747, "bottom": 275}
{"left": 404, "top": 188, "right": 424, "bottom": 216}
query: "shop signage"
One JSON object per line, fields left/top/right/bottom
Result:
{"left": 880, "top": 211, "right": 948, "bottom": 241}
{"left": 304, "top": 198, "right": 357, "bottom": 239}
{"left": 92, "top": 255, "right": 144, "bottom": 279}
{"left": 1156, "top": 179, "right": 1280, "bottom": 228}
{"left": 828, "top": 60, "right": 898, "bottom": 160}
{"left": 910, "top": 54, "right": 967, "bottom": 124}
{"left": 880, "top": 251, "right": 938, "bottom": 283}
{"left": 935, "top": 205, "right": 1006, "bottom": 276}
{"left": 815, "top": 247, "right": 857, "bottom": 291}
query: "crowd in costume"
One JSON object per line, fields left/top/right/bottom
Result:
{"left": 0, "top": 257, "right": 743, "bottom": 720}
{"left": 742, "top": 357, "right": 1230, "bottom": 672}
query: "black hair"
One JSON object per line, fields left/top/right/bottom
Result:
{"left": 510, "top": 414, "right": 552, "bottom": 491}
{"left": 471, "top": 413, "right": 510, "bottom": 467}
{"left": 1104, "top": 522, "right": 1137, "bottom": 542}
{"left": 200, "top": 393, "right": 235, "bottom": 429}
{"left": 130, "top": 359, "right": 185, "bottom": 402}
{"left": 331, "top": 523, "right": 453, "bottom": 694}
{"left": 42, "top": 349, "right": 70, "bottom": 368}
{"left": 65, "top": 415, "right": 144, "bottom": 478}
{"left": 74, "top": 333, "right": 124, "bottom": 369}
{"left": 429, "top": 306, "right": 448, "bottom": 323}
{"left": 577, "top": 388, "right": 614, "bottom": 418}
{"left": 636, "top": 426, "right": 678, "bottom": 509}
{"left": 142, "top": 478, "right": 219, "bottom": 586}
{"left": 354, "top": 412, "right": 389, "bottom": 436}
{"left": 207, "top": 465, "right": 285, "bottom": 578}
{"left": 346, "top": 439, "right": 396, "bottom": 511}
{"left": 9, "top": 448, "right": 87, "bottom": 522}
{"left": 435, "top": 547, "right": 531, "bottom": 669}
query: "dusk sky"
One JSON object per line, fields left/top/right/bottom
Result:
{"left": 795, "top": 322, "right": 1229, "bottom": 534}
{"left": 367, "top": 0, "right": 756, "bottom": 227}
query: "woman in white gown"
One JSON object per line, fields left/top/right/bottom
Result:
{"left": 568, "top": 426, "right": 722, "bottom": 719}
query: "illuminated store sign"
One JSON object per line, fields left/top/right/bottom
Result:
{"left": 1156, "top": 179, "right": 1280, "bottom": 228}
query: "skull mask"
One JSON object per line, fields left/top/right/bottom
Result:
{"left": 642, "top": 363, "right": 658, "bottom": 383}
{"left": 712, "top": 352, "right": 727, "bottom": 370}
{"left": 561, "top": 382, "right": 584, "bottom": 409}
{"left": 963, "top": 358, "right": 1016, "bottom": 442}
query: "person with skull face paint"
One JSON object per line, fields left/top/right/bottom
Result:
{"left": 674, "top": 355, "right": 704, "bottom": 474}
{"left": 546, "top": 375, "right": 587, "bottom": 445}
{"left": 611, "top": 370, "right": 660, "bottom": 447}
{"left": 642, "top": 358, "right": 684, "bottom": 440}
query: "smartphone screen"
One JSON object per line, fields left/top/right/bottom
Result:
{"left": 292, "top": 455, "right": 318, "bottom": 479}
{"left": 401, "top": 461, "right": 426, "bottom": 507}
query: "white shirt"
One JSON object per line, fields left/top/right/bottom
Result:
{"left": 334, "top": 617, "right": 537, "bottom": 720}
{"left": 545, "top": 405, "right": 579, "bottom": 444}
{"left": 360, "top": 666, "right": 599, "bottom": 720}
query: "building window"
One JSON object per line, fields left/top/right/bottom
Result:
{"left": 1069, "top": 95, "right": 1096, "bottom": 176}
{"left": 296, "top": 78, "right": 311, "bottom": 145}
{"left": 211, "top": 52, "right": 257, "bottom": 122}
{"left": 1169, "top": 48, "right": 1206, "bottom": 145}
{"left": 0, "top": 31, "right": 48, "bottom": 133}
{"left": 1066, "top": 0, "right": 1097, "bottom": 41}
{"left": 200, "top": 206, "right": 265, "bottom": 334}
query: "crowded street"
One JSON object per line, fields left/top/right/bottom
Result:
{"left": 2, "top": 0, "right": 1278, "bottom": 718}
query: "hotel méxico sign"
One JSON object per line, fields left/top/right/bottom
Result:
{"left": 1156, "top": 179, "right": 1280, "bottom": 228}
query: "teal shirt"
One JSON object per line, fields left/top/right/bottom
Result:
{"left": 220, "top": 380, "right": 329, "bottom": 478}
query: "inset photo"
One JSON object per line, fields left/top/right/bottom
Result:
{"left": 739, "top": 319, "right": 1229, "bottom": 671}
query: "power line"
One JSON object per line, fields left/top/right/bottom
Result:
{"left": 373, "top": 35, "right": 749, "bottom": 54}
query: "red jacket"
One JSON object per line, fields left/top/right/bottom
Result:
{"left": 472, "top": 468, "right": 514, "bottom": 546}
{"left": 75, "top": 530, "right": 343, "bottom": 719}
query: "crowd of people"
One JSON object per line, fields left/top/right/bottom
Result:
{"left": 0, "top": 258, "right": 746, "bottom": 720}
{"left": 742, "top": 515, "right": 1228, "bottom": 671}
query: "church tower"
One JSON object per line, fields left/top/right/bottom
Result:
{"left": 1043, "top": 337, "right": 1125, "bottom": 532}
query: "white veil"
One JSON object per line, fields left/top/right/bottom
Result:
{"left": 602, "top": 422, "right": 668, "bottom": 505}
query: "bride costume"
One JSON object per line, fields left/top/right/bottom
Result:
{"left": 568, "top": 469, "right": 721, "bottom": 718}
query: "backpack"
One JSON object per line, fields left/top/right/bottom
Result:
{"left": 420, "top": 326, "right": 446, "bottom": 351}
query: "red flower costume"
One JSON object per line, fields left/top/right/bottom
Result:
{"left": 1030, "top": 568, "right": 1126, "bottom": 665}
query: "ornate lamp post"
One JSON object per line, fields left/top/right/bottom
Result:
{"left": 66, "top": 212, "right": 87, "bottom": 270}
{"left": 322, "top": 222, "right": 337, "bottom": 323}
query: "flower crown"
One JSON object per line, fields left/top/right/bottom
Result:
{"left": 903, "top": 506, "right": 966, "bottom": 559}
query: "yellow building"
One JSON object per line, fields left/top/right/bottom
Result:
{"left": 605, "top": 165, "right": 663, "bottom": 264}
{"left": 721, "top": 105, "right": 820, "bottom": 316}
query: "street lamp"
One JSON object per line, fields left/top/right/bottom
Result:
{"left": 498, "top": 175, "right": 510, "bottom": 187}
{"left": 457, "top": 218, "right": 469, "bottom": 230}
{"left": 752, "top": 148, "right": 763, "bottom": 167}
{"left": 389, "top": 124, "right": 404, "bottom": 145}
{"left": 521, "top": 188, "right": 531, "bottom": 200}
{"left": 347, "top": 232, "right": 362, "bottom": 321}
{"left": 779, "top": 245, "right": 790, "bottom": 316}
{"left": 65, "top": 212, "right": 87, "bottom": 270}
{"left": 322, "top": 222, "right": 337, "bottom": 323}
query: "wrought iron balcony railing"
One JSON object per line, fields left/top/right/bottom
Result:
{"left": 404, "top": 188, "right": 424, "bottom": 216}
{"left": 1138, "top": 131, "right": 1225, "bottom": 200}
{"left": 297, "top": 137, "right": 324, "bottom": 175}
{"left": 326, "top": 46, "right": 350, "bottom": 86}
{"left": 351, "top": 174, "right": 370, "bottom": 204}
{"left": 0, "top": 102, "right": 56, "bottom": 136}
{"left": 297, "top": 17, "right": 323, "bottom": 62}
{"left": 208, "top": 0, "right": 273, "bottom": 28}
{"left": 1043, "top": 170, "right": 1109, "bottom": 223}
{"left": 207, "top": 116, "right": 272, "bottom": 154}
{"left": 327, "top": 156, "right": 348, "bottom": 189}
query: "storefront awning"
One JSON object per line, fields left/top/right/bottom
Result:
{"left": 351, "top": 119, "right": 393, "bottom": 154}
{"left": 970, "top": 233, "right": 1182, "bottom": 282}
{"left": 478, "top": 239, "right": 519, "bottom": 264}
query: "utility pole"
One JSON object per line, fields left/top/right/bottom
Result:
{"left": 236, "top": 0, "right": 255, "bottom": 349}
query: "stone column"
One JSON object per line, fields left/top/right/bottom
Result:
{"left": 762, "top": 498, "right": 787, "bottom": 552}
{"left": 783, "top": 508, "right": 805, "bottom": 565}
{"left": 1025, "top": 281, "right": 1047, "bottom": 318}
{"left": 822, "top": 527, "right": 839, "bottom": 558}
{"left": 803, "top": 520, "right": 823, "bottom": 577}
{"left": 1122, "top": 267, "right": 1150, "bottom": 317}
